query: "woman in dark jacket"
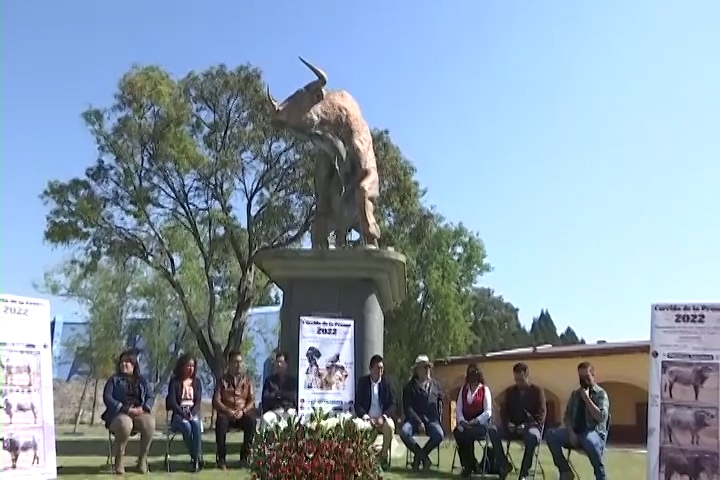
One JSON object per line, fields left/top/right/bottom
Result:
{"left": 166, "top": 353, "right": 203, "bottom": 471}
{"left": 101, "top": 350, "right": 155, "bottom": 475}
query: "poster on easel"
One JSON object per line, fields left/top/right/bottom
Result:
{"left": 297, "top": 316, "right": 355, "bottom": 416}
{"left": 648, "top": 303, "right": 720, "bottom": 480}
{"left": 0, "top": 294, "right": 57, "bottom": 479}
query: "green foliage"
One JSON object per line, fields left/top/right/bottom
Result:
{"left": 530, "top": 309, "right": 560, "bottom": 345}
{"left": 469, "top": 287, "right": 531, "bottom": 354}
{"left": 38, "top": 258, "right": 138, "bottom": 378}
{"left": 41, "top": 64, "right": 314, "bottom": 376}
{"left": 374, "top": 128, "right": 491, "bottom": 378}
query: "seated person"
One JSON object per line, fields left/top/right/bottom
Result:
{"left": 488, "top": 362, "right": 546, "bottom": 480}
{"left": 166, "top": 354, "right": 203, "bottom": 471}
{"left": 399, "top": 355, "right": 444, "bottom": 471}
{"left": 261, "top": 350, "right": 297, "bottom": 413}
{"left": 213, "top": 350, "right": 256, "bottom": 470}
{"left": 354, "top": 354, "right": 397, "bottom": 470}
{"left": 546, "top": 361, "right": 610, "bottom": 480}
{"left": 101, "top": 350, "right": 155, "bottom": 474}
{"left": 453, "top": 364, "right": 503, "bottom": 478}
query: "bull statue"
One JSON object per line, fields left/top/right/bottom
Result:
{"left": 267, "top": 57, "right": 380, "bottom": 249}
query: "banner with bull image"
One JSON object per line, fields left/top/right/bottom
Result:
{"left": 648, "top": 303, "right": 720, "bottom": 480}
{"left": 297, "top": 316, "right": 355, "bottom": 416}
{"left": 0, "top": 294, "right": 57, "bottom": 478}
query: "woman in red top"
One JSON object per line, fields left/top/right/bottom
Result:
{"left": 453, "top": 363, "right": 497, "bottom": 477}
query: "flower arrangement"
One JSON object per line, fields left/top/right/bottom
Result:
{"left": 249, "top": 407, "right": 383, "bottom": 479}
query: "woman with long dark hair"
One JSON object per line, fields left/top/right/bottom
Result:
{"left": 166, "top": 353, "right": 203, "bottom": 471}
{"left": 101, "top": 350, "right": 155, "bottom": 475}
{"left": 453, "top": 363, "right": 504, "bottom": 478}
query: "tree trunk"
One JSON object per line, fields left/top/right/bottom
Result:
{"left": 90, "top": 378, "right": 101, "bottom": 426}
{"left": 73, "top": 375, "right": 92, "bottom": 433}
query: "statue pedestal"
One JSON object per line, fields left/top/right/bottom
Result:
{"left": 253, "top": 248, "right": 407, "bottom": 376}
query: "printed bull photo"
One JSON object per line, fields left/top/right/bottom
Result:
{"left": 1, "top": 389, "right": 40, "bottom": 425}
{"left": 662, "top": 361, "right": 720, "bottom": 404}
{"left": 303, "top": 346, "right": 350, "bottom": 391}
{"left": 660, "top": 447, "right": 719, "bottom": 480}
{"left": 0, "top": 351, "right": 38, "bottom": 388}
{"left": 661, "top": 404, "right": 719, "bottom": 449}
{"left": 0, "top": 432, "right": 41, "bottom": 471}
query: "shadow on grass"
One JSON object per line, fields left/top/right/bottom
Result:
{"left": 56, "top": 436, "right": 247, "bottom": 458}
{"left": 385, "top": 465, "right": 457, "bottom": 479}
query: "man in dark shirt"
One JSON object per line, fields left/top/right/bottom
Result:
{"left": 261, "top": 351, "right": 297, "bottom": 412}
{"left": 399, "top": 355, "right": 444, "bottom": 471}
{"left": 489, "top": 362, "right": 547, "bottom": 480}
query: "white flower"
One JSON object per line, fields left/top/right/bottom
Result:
{"left": 338, "top": 412, "right": 353, "bottom": 423}
{"left": 286, "top": 408, "right": 297, "bottom": 418}
{"left": 262, "top": 411, "right": 278, "bottom": 427}
{"left": 352, "top": 417, "right": 373, "bottom": 430}
{"left": 277, "top": 419, "right": 289, "bottom": 431}
{"left": 320, "top": 417, "right": 340, "bottom": 429}
{"left": 307, "top": 421, "right": 319, "bottom": 430}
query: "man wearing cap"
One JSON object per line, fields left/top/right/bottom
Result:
{"left": 399, "top": 355, "right": 444, "bottom": 471}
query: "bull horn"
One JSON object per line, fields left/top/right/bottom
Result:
{"left": 266, "top": 86, "right": 279, "bottom": 110}
{"left": 298, "top": 56, "right": 327, "bottom": 87}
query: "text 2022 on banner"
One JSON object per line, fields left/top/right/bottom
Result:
{"left": 297, "top": 316, "right": 355, "bottom": 416}
{"left": 0, "top": 294, "right": 58, "bottom": 479}
{"left": 647, "top": 303, "right": 720, "bottom": 480}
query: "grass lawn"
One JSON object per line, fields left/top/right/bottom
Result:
{"left": 54, "top": 427, "right": 646, "bottom": 478}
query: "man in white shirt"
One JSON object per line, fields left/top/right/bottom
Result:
{"left": 453, "top": 364, "right": 507, "bottom": 478}
{"left": 354, "top": 354, "right": 397, "bottom": 469}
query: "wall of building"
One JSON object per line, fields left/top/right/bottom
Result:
{"left": 433, "top": 351, "right": 649, "bottom": 444}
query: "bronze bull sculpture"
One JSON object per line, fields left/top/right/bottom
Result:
{"left": 267, "top": 57, "right": 380, "bottom": 249}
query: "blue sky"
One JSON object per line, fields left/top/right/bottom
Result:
{"left": 2, "top": 1, "right": 719, "bottom": 343}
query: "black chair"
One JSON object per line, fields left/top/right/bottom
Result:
{"left": 505, "top": 421, "right": 546, "bottom": 480}
{"left": 450, "top": 427, "right": 491, "bottom": 473}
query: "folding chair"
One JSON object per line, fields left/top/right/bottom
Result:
{"left": 564, "top": 415, "right": 611, "bottom": 479}
{"left": 404, "top": 435, "right": 442, "bottom": 470}
{"left": 450, "top": 427, "right": 490, "bottom": 473}
{"left": 104, "top": 430, "right": 138, "bottom": 472}
{"left": 163, "top": 411, "right": 179, "bottom": 472}
{"left": 505, "top": 422, "right": 546, "bottom": 480}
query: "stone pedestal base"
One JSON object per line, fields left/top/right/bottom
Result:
{"left": 253, "top": 248, "right": 407, "bottom": 376}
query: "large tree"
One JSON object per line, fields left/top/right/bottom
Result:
{"left": 469, "top": 287, "right": 531, "bottom": 354}
{"left": 41, "top": 64, "right": 314, "bottom": 377}
{"left": 366, "top": 130, "right": 492, "bottom": 380}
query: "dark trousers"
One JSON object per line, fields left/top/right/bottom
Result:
{"left": 489, "top": 424, "right": 541, "bottom": 476}
{"left": 215, "top": 411, "right": 256, "bottom": 461}
{"left": 454, "top": 424, "right": 488, "bottom": 470}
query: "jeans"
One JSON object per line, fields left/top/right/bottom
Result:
{"left": 399, "top": 420, "right": 444, "bottom": 464}
{"left": 489, "top": 424, "right": 541, "bottom": 476}
{"left": 546, "top": 427, "right": 606, "bottom": 480}
{"left": 170, "top": 413, "right": 203, "bottom": 461}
